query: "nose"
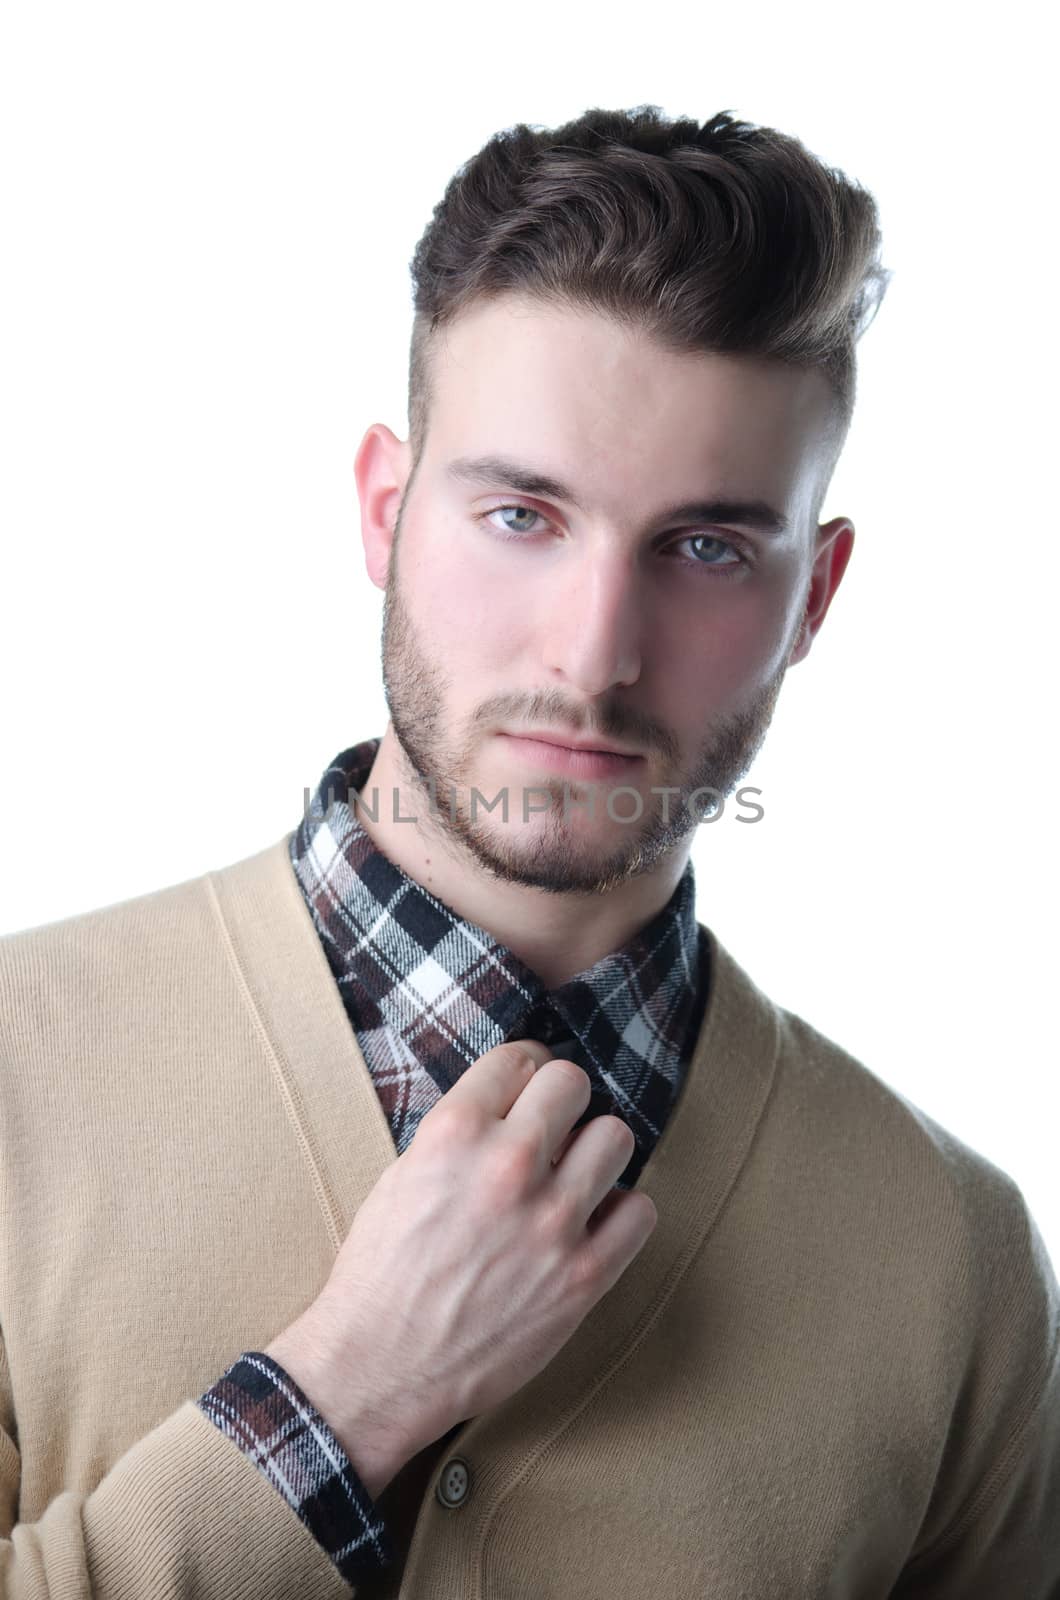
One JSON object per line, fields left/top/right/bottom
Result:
{"left": 539, "top": 545, "right": 643, "bottom": 695}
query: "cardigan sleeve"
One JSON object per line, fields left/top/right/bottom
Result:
{"left": 0, "top": 1331, "right": 392, "bottom": 1596}
{"left": 890, "top": 1170, "right": 1060, "bottom": 1597}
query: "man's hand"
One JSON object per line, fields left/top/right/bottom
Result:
{"left": 265, "top": 1039, "right": 657, "bottom": 1496}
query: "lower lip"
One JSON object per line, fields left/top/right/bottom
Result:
{"left": 498, "top": 735, "right": 643, "bottom": 779}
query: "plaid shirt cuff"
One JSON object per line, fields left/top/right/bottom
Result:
{"left": 197, "top": 1350, "right": 396, "bottom": 1584}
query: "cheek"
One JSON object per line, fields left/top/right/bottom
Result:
{"left": 410, "top": 556, "right": 514, "bottom": 670}
{"left": 657, "top": 583, "right": 796, "bottom": 704}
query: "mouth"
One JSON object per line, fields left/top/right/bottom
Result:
{"left": 503, "top": 725, "right": 643, "bottom": 757}
{"left": 496, "top": 733, "right": 644, "bottom": 780}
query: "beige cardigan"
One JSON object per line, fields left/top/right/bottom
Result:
{"left": 1, "top": 833, "right": 1057, "bottom": 1598}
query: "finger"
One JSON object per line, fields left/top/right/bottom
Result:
{"left": 552, "top": 1112, "right": 634, "bottom": 1220}
{"left": 443, "top": 1038, "right": 554, "bottom": 1121}
{"left": 549, "top": 1106, "right": 600, "bottom": 1168}
{"left": 551, "top": 1124, "right": 581, "bottom": 1166}
{"left": 583, "top": 1188, "right": 658, "bottom": 1291}
{"left": 505, "top": 1057, "right": 592, "bottom": 1165}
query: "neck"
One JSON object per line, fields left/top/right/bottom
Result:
{"left": 353, "top": 727, "right": 691, "bottom": 989}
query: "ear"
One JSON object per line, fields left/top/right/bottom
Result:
{"left": 354, "top": 423, "right": 411, "bottom": 590}
{"left": 787, "top": 516, "right": 855, "bottom": 666}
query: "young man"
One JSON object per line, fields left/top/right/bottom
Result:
{"left": 1, "top": 107, "right": 1057, "bottom": 1598}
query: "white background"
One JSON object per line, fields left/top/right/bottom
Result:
{"left": 1, "top": 4, "right": 1056, "bottom": 1263}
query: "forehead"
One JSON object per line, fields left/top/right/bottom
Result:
{"left": 426, "top": 293, "right": 835, "bottom": 515}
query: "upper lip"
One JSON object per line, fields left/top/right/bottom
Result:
{"left": 505, "top": 727, "right": 642, "bottom": 757}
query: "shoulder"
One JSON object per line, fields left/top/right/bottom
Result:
{"left": 0, "top": 834, "right": 294, "bottom": 989}
{"left": 703, "top": 928, "right": 1056, "bottom": 1324}
{"left": 765, "top": 992, "right": 1059, "bottom": 1351}
{"left": 0, "top": 835, "right": 296, "bottom": 1079}
{"left": 0, "top": 860, "right": 214, "bottom": 1008}
{"left": 775, "top": 998, "right": 1028, "bottom": 1218}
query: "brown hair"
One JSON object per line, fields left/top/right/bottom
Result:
{"left": 406, "top": 105, "right": 889, "bottom": 506}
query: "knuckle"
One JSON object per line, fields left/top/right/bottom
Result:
{"left": 537, "top": 1185, "right": 580, "bottom": 1241}
{"left": 565, "top": 1238, "right": 606, "bottom": 1297}
{"left": 419, "top": 1097, "right": 484, "bottom": 1148}
{"left": 481, "top": 1134, "right": 537, "bottom": 1203}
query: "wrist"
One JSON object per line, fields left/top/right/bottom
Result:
{"left": 263, "top": 1311, "right": 416, "bottom": 1501}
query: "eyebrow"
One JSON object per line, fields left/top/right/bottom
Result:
{"left": 444, "top": 453, "right": 790, "bottom": 537}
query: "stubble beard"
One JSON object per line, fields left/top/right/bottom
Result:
{"left": 379, "top": 558, "right": 791, "bottom": 896}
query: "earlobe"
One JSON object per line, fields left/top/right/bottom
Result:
{"left": 787, "top": 614, "right": 811, "bottom": 668}
{"left": 355, "top": 424, "right": 410, "bottom": 591}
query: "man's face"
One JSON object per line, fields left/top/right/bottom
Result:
{"left": 364, "top": 292, "right": 848, "bottom": 896}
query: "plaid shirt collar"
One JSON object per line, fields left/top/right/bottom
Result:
{"left": 288, "top": 737, "right": 709, "bottom": 1190}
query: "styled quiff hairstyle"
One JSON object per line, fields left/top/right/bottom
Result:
{"left": 406, "top": 104, "right": 889, "bottom": 508}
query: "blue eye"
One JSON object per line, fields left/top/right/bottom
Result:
{"left": 674, "top": 533, "right": 743, "bottom": 569}
{"left": 484, "top": 504, "right": 543, "bottom": 536}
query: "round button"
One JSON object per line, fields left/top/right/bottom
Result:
{"left": 436, "top": 1456, "right": 471, "bottom": 1508}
